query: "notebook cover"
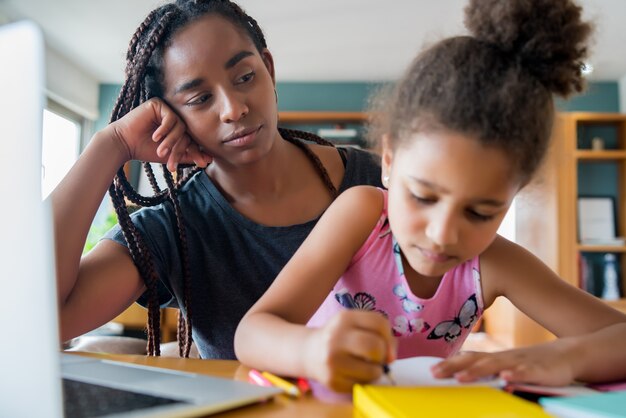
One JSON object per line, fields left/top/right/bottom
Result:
{"left": 353, "top": 385, "right": 551, "bottom": 418}
{"left": 539, "top": 390, "right": 626, "bottom": 418}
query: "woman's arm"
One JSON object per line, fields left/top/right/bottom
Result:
{"left": 235, "top": 186, "right": 396, "bottom": 392}
{"left": 52, "top": 98, "right": 209, "bottom": 341}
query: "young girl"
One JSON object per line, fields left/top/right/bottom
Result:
{"left": 52, "top": 0, "right": 381, "bottom": 359}
{"left": 234, "top": 0, "right": 626, "bottom": 393}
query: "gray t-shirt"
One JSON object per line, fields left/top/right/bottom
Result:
{"left": 105, "top": 147, "right": 381, "bottom": 359}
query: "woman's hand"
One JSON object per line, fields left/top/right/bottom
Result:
{"left": 304, "top": 310, "right": 396, "bottom": 393}
{"left": 431, "top": 340, "right": 578, "bottom": 386}
{"left": 105, "top": 98, "right": 211, "bottom": 171}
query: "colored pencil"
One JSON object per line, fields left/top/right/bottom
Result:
{"left": 261, "top": 371, "right": 302, "bottom": 397}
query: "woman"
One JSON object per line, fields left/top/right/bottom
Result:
{"left": 53, "top": 0, "right": 381, "bottom": 359}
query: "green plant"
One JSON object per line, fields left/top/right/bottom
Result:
{"left": 83, "top": 211, "right": 118, "bottom": 254}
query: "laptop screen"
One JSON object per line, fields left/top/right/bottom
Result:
{"left": 0, "top": 20, "right": 63, "bottom": 418}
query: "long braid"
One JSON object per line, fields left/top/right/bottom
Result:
{"left": 161, "top": 166, "right": 194, "bottom": 358}
{"left": 279, "top": 128, "right": 338, "bottom": 198}
{"left": 108, "top": 179, "right": 162, "bottom": 355}
{"left": 108, "top": 8, "right": 179, "bottom": 356}
{"left": 108, "top": 0, "right": 339, "bottom": 359}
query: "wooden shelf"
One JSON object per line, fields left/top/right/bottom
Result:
{"left": 575, "top": 150, "right": 626, "bottom": 160}
{"left": 484, "top": 112, "right": 626, "bottom": 348}
{"left": 577, "top": 245, "right": 626, "bottom": 253}
{"left": 606, "top": 298, "right": 626, "bottom": 311}
{"left": 278, "top": 111, "right": 367, "bottom": 123}
{"left": 569, "top": 112, "right": 626, "bottom": 123}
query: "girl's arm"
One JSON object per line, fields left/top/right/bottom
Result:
{"left": 235, "top": 186, "right": 396, "bottom": 393}
{"left": 433, "top": 322, "right": 626, "bottom": 385}
{"left": 434, "top": 235, "right": 626, "bottom": 384}
{"left": 482, "top": 236, "right": 626, "bottom": 338}
{"left": 52, "top": 98, "right": 209, "bottom": 341}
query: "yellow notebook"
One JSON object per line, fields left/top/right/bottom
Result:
{"left": 353, "top": 385, "right": 552, "bottom": 418}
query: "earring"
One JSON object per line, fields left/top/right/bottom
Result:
{"left": 383, "top": 175, "right": 390, "bottom": 187}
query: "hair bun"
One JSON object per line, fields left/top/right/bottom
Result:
{"left": 464, "top": 0, "right": 593, "bottom": 97}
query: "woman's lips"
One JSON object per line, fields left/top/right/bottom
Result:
{"left": 223, "top": 126, "right": 262, "bottom": 146}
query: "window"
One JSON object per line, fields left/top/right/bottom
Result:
{"left": 41, "top": 102, "right": 82, "bottom": 199}
{"left": 497, "top": 199, "right": 516, "bottom": 242}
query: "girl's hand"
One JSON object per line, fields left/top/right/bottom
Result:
{"left": 304, "top": 310, "right": 396, "bottom": 393}
{"left": 105, "top": 98, "right": 212, "bottom": 171}
{"left": 431, "top": 341, "right": 577, "bottom": 386}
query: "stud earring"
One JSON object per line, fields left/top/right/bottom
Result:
{"left": 383, "top": 175, "right": 390, "bottom": 187}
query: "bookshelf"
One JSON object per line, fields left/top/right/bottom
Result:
{"left": 565, "top": 113, "right": 626, "bottom": 301}
{"left": 484, "top": 112, "right": 626, "bottom": 348}
{"left": 278, "top": 111, "right": 369, "bottom": 148}
{"left": 278, "top": 111, "right": 367, "bottom": 123}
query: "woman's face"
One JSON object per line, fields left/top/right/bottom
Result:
{"left": 162, "top": 14, "right": 279, "bottom": 165}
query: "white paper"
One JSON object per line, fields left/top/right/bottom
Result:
{"left": 375, "top": 356, "right": 504, "bottom": 387}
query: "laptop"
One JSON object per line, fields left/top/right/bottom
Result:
{"left": 0, "top": 20, "right": 280, "bottom": 418}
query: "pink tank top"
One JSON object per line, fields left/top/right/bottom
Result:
{"left": 308, "top": 189, "right": 484, "bottom": 359}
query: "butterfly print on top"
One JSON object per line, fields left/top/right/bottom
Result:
{"left": 427, "top": 294, "right": 478, "bottom": 342}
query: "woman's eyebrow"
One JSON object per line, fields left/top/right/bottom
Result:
{"left": 173, "top": 51, "right": 255, "bottom": 95}
{"left": 174, "top": 78, "right": 203, "bottom": 95}
{"left": 225, "top": 50, "right": 254, "bottom": 69}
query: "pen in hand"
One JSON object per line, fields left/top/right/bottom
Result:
{"left": 335, "top": 289, "right": 396, "bottom": 385}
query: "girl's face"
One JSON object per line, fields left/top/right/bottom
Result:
{"left": 382, "top": 129, "right": 522, "bottom": 279}
{"left": 162, "top": 15, "right": 278, "bottom": 165}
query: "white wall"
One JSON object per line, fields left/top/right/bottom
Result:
{"left": 1, "top": 7, "right": 100, "bottom": 121}
{"left": 45, "top": 46, "right": 99, "bottom": 121}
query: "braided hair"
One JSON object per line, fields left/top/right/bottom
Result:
{"left": 110, "top": 0, "right": 336, "bottom": 357}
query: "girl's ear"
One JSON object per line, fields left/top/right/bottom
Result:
{"left": 381, "top": 133, "right": 394, "bottom": 185}
{"left": 261, "top": 49, "right": 276, "bottom": 86}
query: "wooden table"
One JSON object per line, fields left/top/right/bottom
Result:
{"left": 76, "top": 353, "right": 353, "bottom": 418}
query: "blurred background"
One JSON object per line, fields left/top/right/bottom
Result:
{"left": 2, "top": 0, "right": 626, "bottom": 348}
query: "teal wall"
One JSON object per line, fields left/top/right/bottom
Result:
{"left": 275, "top": 82, "right": 385, "bottom": 111}
{"left": 95, "top": 81, "right": 385, "bottom": 131}
{"left": 96, "top": 80, "right": 621, "bottom": 130}
{"left": 556, "top": 81, "right": 620, "bottom": 112}
{"left": 95, "top": 83, "right": 123, "bottom": 132}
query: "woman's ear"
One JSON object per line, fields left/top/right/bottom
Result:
{"left": 381, "top": 134, "right": 393, "bottom": 187}
{"left": 261, "top": 49, "right": 276, "bottom": 85}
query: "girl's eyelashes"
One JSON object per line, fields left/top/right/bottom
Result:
{"left": 466, "top": 210, "right": 495, "bottom": 223}
{"left": 412, "top": 194, "right": 436, "bottom": 205}
{"left": 411, "top": 192, "right": 496, "bottom": 222}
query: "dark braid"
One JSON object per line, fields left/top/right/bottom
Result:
{"left": 108, "top": 0, "right": 337, "bottom": 357}
{"left": 279, "top": 128, "right": 338, "bottom": 198}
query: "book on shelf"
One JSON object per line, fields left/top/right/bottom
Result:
{"left": 578, "top": 253, "right": 597, "bottom": 296}
{"left": 317, "top": 127, "right": 365, "bottom": 148}
{"left": 580, "top": 237, "right": 626, "bottom": 246}
{"left": 317, "top": 128, "right": 358, "bottom": 138}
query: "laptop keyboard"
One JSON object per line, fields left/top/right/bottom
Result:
{"left": 63, "top": 378, "right": 184, "bottom": 418}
